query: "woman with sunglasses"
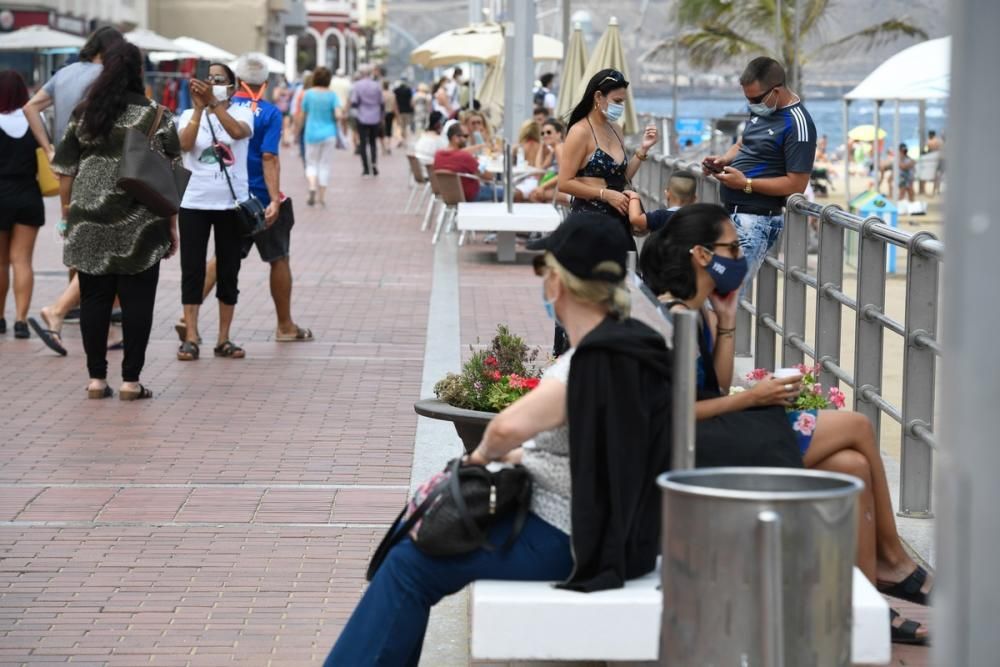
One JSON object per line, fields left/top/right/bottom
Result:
{"left": 176, "top": 63, "right": 254, "bottom": 362}
{"left": 558, "top": 69, "right": 658, "bottom": 249}
{"left": 529, "top": 118, "right": 569, "bottom": 204}
{"left": 639, "top": 203, "right": 931, "bottom": 646}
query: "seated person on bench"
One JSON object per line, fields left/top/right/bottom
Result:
{"left": 639, "top": 203, "right": 932, "bottom": 646}
{"left": 325, "top": 213, "right": 673, "bottom": 666}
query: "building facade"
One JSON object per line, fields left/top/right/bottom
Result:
{"left": 0, "top": 0, "right": 148, "bottom": 34}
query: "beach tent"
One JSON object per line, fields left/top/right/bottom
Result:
{"left": 555, "top": 22, "right": 587, "bottom": 120}
{"left": 580, "top": 17, "right": 639, "bottom": 135}
{"left": 410, "top": 23, "right": 562, "bottom": 68}
{"left": 842, "top": 36, "right": 950, "bottom": 202}
{"left": 0, "top": 26, "right": 85, "bottom": 51}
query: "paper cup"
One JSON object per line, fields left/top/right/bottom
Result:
{"left": 773, "top": 368, "right": 801, "bottom": 379}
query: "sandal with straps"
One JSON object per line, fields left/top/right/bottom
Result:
{"left": 890, "top": 608, "right": 929, "bottom": 645}
{"left": 177, "top": 340, "right": 200, "bottom": 361}
{"left": 878, "top": 564, "right": 932, "bottom": 606}
{"left": 119, "top": 384, "right": 153, "bottom": 401}
{"left": 214, "top": 341, "right": 246, "bottom": 358}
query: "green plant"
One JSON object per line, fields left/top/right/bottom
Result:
{"left": 433, "top": 325, "right": 543, "bottom": 413}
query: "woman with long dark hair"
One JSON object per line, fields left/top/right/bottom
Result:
{"left": 557, "top": 69, "right": 658, "bottom": 248}
{"left": 0, "top": 70, "right": 44, "bottom": 339}
{"left": 176, "top": 63, "right": 254, "bottom": 362}
{"left": 639, "top": 203, "right": 931, "bottom": 645}
{"left": 51, "top": 41, "right": 181, "bottom": 400}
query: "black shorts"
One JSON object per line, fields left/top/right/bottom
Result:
{"left": 241, "top": 198, "right": 294, "bottom": 262}
{"left": 0, "top": 183, "right": 44, "bottom": 231}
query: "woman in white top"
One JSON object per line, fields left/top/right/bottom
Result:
{"left": 412, "top": 110, "right": 447, "bottom": 164}
{"left": 176, "top": 63, "right": 254, "bottom": 362}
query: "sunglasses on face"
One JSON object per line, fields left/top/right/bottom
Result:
{"left": 746, "top": 83, "right": 781, "bottom": 104}
{"left": 207, "top": 76, "right": 232, "bottom": 85}
{"left": 703, "top": 240, "right": 742, "bottom": 256}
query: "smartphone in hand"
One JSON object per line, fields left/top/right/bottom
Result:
{"left": 194, "top": 60, "right": 209, "bottom": 81}
{"left": 702, "top": 158, "right": 724, "bottom": 174}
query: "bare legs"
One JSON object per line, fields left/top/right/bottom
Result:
{"left": 0, "top": 231, "right": 8, "bottom": 321}
{"left": 200, "top": 256, "right": 302, "bottom": 337}
{"left": 9, "top": 225, "right": 40, "bottom": 322}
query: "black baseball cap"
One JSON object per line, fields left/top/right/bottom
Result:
{"left": 528, "top": 212, "right": 629, "bottom": 282}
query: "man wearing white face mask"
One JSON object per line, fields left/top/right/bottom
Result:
{"left": 703, "top": 57, "right": 816, "bottom": 288}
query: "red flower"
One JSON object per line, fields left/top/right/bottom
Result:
{"left": 522, "top": 377, "right": 540, "bottom": 390}
{"left": 485, "top": 356, "right": 498, "bottom": 367}
{"left": 490, "top": 370, "right": 502, "bottom": 381}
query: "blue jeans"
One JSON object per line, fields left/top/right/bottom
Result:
{"left": 324, "top": 513, "right": 572, "bottom": 666}
{"left": 731, "top": 212, "right": 784, "bottom": 290}
{"left": 476, "top": 183, "right": 505, "bottom": 202}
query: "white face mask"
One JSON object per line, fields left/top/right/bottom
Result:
{"left": 212, "top": 85, "right": 231, "bottom": 102}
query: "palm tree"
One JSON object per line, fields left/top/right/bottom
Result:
{"left": 650, "top": 0, "right": 928, "bottom": 89}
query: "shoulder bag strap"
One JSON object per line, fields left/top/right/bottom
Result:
{"left": 365, "top": 474, "right": 450, "bottom": 581}
{"left": 205, "top": 114, "right": 240, "bottom": 205}
{"left": 499, "top": 470, "right": 532, "bottom": 551}
{"left": 447, "top": 458, "right": 491, "bottom": 548}
{"left": 146, "top": 103, "right": 165, "bottom": 143}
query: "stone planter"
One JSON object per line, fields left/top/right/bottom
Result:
{"left": 413, "top": 398, "right": 496, "bottom": 454}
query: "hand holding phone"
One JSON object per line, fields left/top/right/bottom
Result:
{"left": 702, "top": 158, "right": 724, "bottom": 174}
{"left": 194, "top": 60, "right": 209, "bottom": 81}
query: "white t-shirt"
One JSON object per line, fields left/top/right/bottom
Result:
{"left": 177, "top": 106, "right": 255, "bottom": 210}
{"left": 414, "top": 131, "right": 447, "bottom": 163}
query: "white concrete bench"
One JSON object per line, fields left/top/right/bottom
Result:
{"left": 456, "top": 202, "right": 562, "bottom": 262}
{"left": 471, "top": 566, "right": 890, "bottom": 665}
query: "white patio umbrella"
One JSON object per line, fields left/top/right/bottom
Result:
{"left": 148, "top": 36, "right": 235, "bottom": 63}
{"left": 410, "top": 23, "right": 562, "bottom": 68}
{"left": 124, "top": 29, "right": 184, "bottom": 53}
{"left": 555, "top": 22, "right": 588, "bottom": 120}
{"left": 0, "top": 26, "right": 85, "bottom": 51}
{"left": 581, "top": 17, "right": 639, "bottom": 135}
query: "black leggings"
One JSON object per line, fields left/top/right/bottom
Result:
{"left": 358, "top": 122, "right": 380, "bottom": 174}
{"left": 179, "top": 207, "right": 242, "bottom": 305}
{"left": 78, "top": 262, "right": 160, "bottom": 382}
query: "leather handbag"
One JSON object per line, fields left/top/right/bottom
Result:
{"left": 366, "top": 458, "right": 533, "bottom": 580}
{"left": 206, "top": 115, "right": 267, "bottom": 237}
{"left": 35, "top": 147, "right": 59, "bottom": 197}
{"left": 117, "top": 103, "right": 191, "bottom": 217}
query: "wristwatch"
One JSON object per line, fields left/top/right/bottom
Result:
{"left": 743, "top": 178, "right": 753, "bottom": 195}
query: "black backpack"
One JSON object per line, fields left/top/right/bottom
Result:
{"left": 533, "top": 88, "right": 547, "bottom": 107}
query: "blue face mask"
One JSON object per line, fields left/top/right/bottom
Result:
{"left": 747, "top": 89, "right": 778, "bottom": 117}
{"left": 473, "top": 130, "right": 485, "bottom": 145}
{"left": 542, "top": 284, "right": 558, "bottom": 322}
{"left": 705, "top": 251, "right": 749, "bottom": 296}
{"left": 604, "top": 102, "right": 625, "bottom": 122}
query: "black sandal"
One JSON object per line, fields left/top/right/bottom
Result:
{"left": 87, "top": 385, "right": 113, "bottom": 400}
{"left": 28, "top": 317, "right": 68, "bottom": 356}
{"left": 177, "top": 340, "right": 200, "bottom": 361}
{"left": 890, "top": 608, "right": 929, "bottom": 645}
{"left": 119, "top": 384, "right": 153, "bottom": 401}
{"left": 878, "top": 564, "right": 932, "bottom": 606}
{"left": 214, "top": 341, "right": 245, "bottom": 358}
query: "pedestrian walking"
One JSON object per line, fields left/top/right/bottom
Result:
{"left": 381, "top": 79, "right": 397, "bottom": 155}
{"left": 702, "top": 56, "right": 816, "bottom": 287}
{"left": 0, "top": 71, "right": 45, "bottom": 340}
{"left": 298, "top": 66, "right": 342, "bottom": 206}
{"left": 50, "top": 42, "right": 181, "bottom": 400}
{"left": 393, "top": 79, "right": 414, "bottom": 147}
{"left": 24, "top": 26, "right": 124, "bottom": 355}
{"left": 412, "top": 82, "right": 431, "bottom": 140}
{"left": 176, "top": 63, "right": 254, "bottom": 362}
{"left": 350, "top": 66, "right": 384, "bottom": 177}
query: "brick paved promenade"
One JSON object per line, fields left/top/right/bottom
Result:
{"left": 1, "top": 146, "right": 928, "bottom": 665}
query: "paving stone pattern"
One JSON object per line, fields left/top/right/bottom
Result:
{"left": 1, "top": 148, "right": 424, "bottom": 665}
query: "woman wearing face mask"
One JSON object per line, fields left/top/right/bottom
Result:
{"left": 176, "top": 63, "right": 254, "bottom": 362}
{"left": 324, "top": 212, "right": 673, "bottom": 665}
{"left": 639, "top": 203, "right": 932, "bottom": 646}
{"left": 558, "top": 69, "right": 658, "bottom": 250}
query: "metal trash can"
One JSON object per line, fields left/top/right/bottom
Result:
{"left": 658, "top": 467, "right": 863, "bottom": 667}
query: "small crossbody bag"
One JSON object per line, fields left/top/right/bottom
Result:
{"left": 205, "top": 114, "right": 266, "bottom": 237}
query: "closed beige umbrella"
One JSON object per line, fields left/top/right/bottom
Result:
{"left": 581, "top": 17, "right": 639, "bottom": 135}
{"left": 478, "top": 57, "right": 505, "bottom": 130}
{"left": 555, "top": 22, "right": 588, "bottom": 120}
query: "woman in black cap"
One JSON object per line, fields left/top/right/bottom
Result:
{"left": 557, "top": 69, "right": 659, "bottom": 248}
{"left": 325, "top": 212, "right": 673, "bottom": 665}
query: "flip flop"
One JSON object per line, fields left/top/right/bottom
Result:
{"left": 28, "top": 317, "right": 68, "bottom": 356}
{"left": 275, "top": 326, "right": 314, "bottom": 342}
{"left": 119, "top": 384, "right": 153, "bottom": 401}
{"left": 878, "top": 565, "right": 932, "bottom": 607}
{"left": 87, "top": 385, "right": 113, "bottom": 400}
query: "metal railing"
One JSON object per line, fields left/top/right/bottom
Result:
{"left": 630, "top": 154, "right": 943, "bottom": 518}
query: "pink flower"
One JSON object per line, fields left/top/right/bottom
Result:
{"left": 793, "top": 411, "right": 818, "bottom": 437}
{"left": 812, "top": 383, "right": 823, "bottom": 395}
{"left": 746, "top": 368, "right": 769, "bottom": 382}
{"left": 828, "top": 387, "right": 847, "bottom": 409}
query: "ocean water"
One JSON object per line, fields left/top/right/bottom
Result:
{"left": 634, "top": 96, "right": 949, "bottom": 152}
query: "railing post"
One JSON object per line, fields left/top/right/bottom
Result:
{"left": 898, "top": 232, "right": 939, "bottom": 518}
{"left": 781, "top": 196, "right": 809, "bottom": 367}
{"left": 671, "top": 310, "right": 699, "bottom": 471}
{"left": 814, "top": 205, "right": 845, "bottom": 390}
{"left": 754, "top": 238, "right": 779, "bottom": 372}
{"left": 853, "top": 217, "right": 887, "bottom": 441}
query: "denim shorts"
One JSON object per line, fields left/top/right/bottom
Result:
{"left": 731, "top": 212, "right": 784, "bottom": 284}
